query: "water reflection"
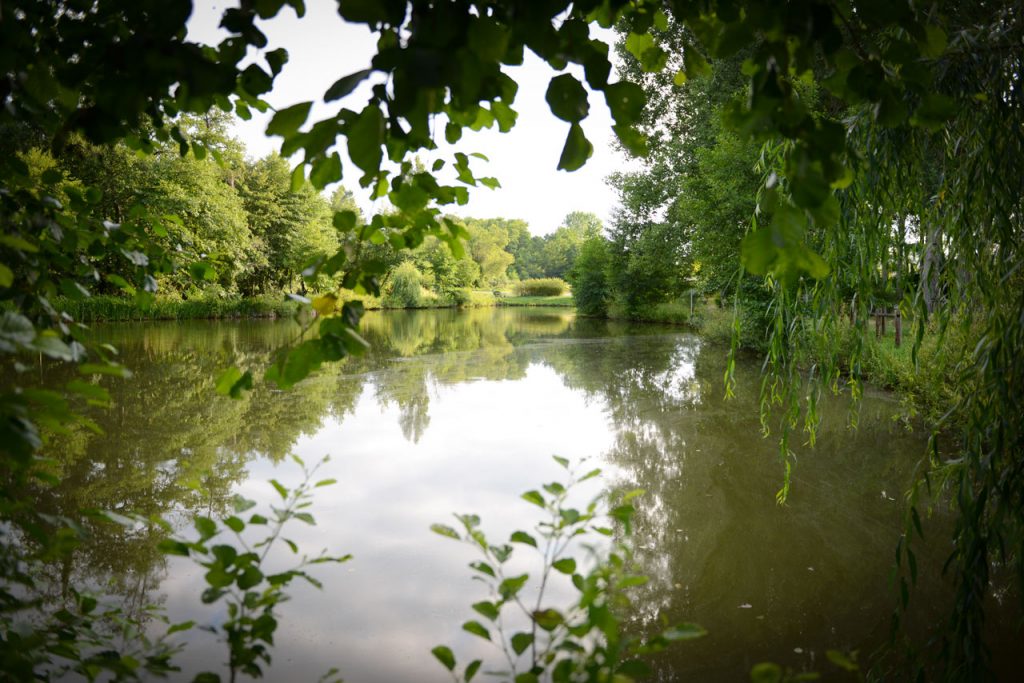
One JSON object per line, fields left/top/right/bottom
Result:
{"left": 21, "top": 308, "right": 1016, "bottom": 680}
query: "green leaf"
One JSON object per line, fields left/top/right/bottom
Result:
{"left": 521, "top": 490, "right": 545, "bottom": 508}
{"left": 266, "top": 47, "right": 289, "bottom": 75}
{"left": 236, "top": 565, "right": 263, "bottom": 590}
{"left": 545, "top": 74, "right": 589, "bottom": 123}
{"left": 552, "top": 558, "right": 576, "bottom": 574}
{"left": 603, "top": 81, "right": 645, "bottom": 125}
{"left": 157, "top": 539, "right": 190, "bottom": 557}
{"left": 347, "top": 104, "right": 385, "bottom": 176}
{"left": 624, "top": 32, "right": 655, "bottom": 62}
{"left": 740, "top": 203, "right": 830, "bottom": 281}
{"left": 240, "top": 64, "right": 273, "bottom": 95}
{"left": 325, "top": 69, "right": 372, "bottom": 101}
{"left": 232, "top": 495, "right": 257, "bottom": 513}
{"left": 333, "top": 210, "right": 358, "bottom": 232}
{"left": 0, "top": 263, "right": 13, "bottom": 288}
{"left": 510, "top": 531, "right": 537, "bottom": 547}
{"left": 290, "top": 163, "right": 306, "bottom": 192}
{"left": 223, "top": 516, "right": 245, "bottom": 533}
{"left": 557, "top": 124, "right": 593, "bottom": 172}
{"left": 532, "top": 608, "right": 563, "bottom": 631}
{"left": 464, "top": 660, "right": 482, "bottom": 682}
{"left": 431, "top": 524, "right": 460, "bottom": 540}
{"left": 270, "top": 479, "right": 289, "bottom": 499}
{"left": 462, "top": 620, "right": 490, "bottom": 641}
{"left": 469, "top": 561, "right": 495, "bottom": 577}
{"left": 194, "top": 516, "right": 217, "bottom": 541}
{"left": 167, "top": 620, "right": 195, "bottom": 635}
{"left": 499, "top": 574, "right": 529, "bottom": 600}
{"left": 510, "top": 632, "right": 534, "bottom": 655}
{"left": 431, "top": 645, "right": 456, "bottom": 671}
{"left": 216, "top": 367, "right": 253, "bottom": 399}
{"left": 310, "top": 152, "right": 342, "bottom": 189}
{"left": 552, "top": 455, "right": 569, "bottom": 468}
{"left": 471, "top": 601, "right": 500, "bottom": 621}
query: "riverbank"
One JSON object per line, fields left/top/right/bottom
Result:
{"left": 497, "top": 295, "right": 574, "bottom": 307}
{"left": 57, "top": 289, "right": 574, "bottom": 323}
{"left": 57, "top": 295, "right": 301, "bottom": 322}
{"left": 608, "top": 297, "right": 961, "bottom": 428}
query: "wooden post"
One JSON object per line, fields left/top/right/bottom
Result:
{"left": 894, "top": 308, "right": 902, "bottom": 348}
{"left": 881, "top": 306, "right": 887, "bottom": 337}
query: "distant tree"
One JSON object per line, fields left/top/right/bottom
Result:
{"left": 464, "top": 218, "right": 516, "bottom": 287}
{"left": 540, "top": 211, "right": 603, "bottom": 279}
{"left": 236, "top": 154, "right": 336, "bottom": 294}
{"left": 569, "top": 236, "right": 611, "bottom": 316}
{"left": 383, "top": 261, "right": 425, "bottom": 308}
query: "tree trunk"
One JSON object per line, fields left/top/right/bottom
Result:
{"left": 922, "top": 224, "right": 944, "bottom": 314}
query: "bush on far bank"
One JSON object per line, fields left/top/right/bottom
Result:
{"left": 513, "top": 278, "right": 569, "bottom": 297}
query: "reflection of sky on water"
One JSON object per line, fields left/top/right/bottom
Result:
{"left": 39, "top": 311, "right": 1017, "bottom": 681}
{"left": 160, "top": 362, "right": 621, "bottom": 682}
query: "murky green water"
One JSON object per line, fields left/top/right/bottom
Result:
{"left": 28, "top": 308, "right": 1017, "bottom": 680}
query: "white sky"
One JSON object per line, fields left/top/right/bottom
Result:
{"left": 187, "top": 1, "right": 636, "bottom": 236}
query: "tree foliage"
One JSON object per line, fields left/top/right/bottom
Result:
{"left": 1, "top": 0, "right": 1022, "bottom": 679}
{"left": 569, "top": 236, "right": 612, "bottom": 317}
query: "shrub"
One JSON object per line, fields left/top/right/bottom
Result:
{"left": 448, "top": 289, "right": 496, "bottom": 308}
{"left": 382, "top": 262, "right": 426, "bottom": 308}
{"left": 569, "top": 237, "right": 610, "bottom": 316}
{"left": 514, "top": 277, "right": 569, "bottom": 297}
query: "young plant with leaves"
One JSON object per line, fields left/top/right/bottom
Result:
{"left": 157, "top": 456, "right": 349, "bottom": 683}
{"left": 430, "top": 457, "right": 706, "bottom": 683}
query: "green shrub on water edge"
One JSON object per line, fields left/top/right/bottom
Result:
{"left": 514, "top": 278, "right": 570, "bottom": 297}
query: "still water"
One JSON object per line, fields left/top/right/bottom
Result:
{"left": 32, "top": 307, "right": 1014, "bottom": 680}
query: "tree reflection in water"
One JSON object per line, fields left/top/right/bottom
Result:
{"left": 18, "top": 308, "right": 1016, "bottom": 680}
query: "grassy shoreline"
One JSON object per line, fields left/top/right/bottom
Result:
{"left": 608, "top": 297, "right": 959, "bottom": 427}
{"left": 57, "top": 290, "right": 574, "bottom": 323}
{"left": 56, "top": 295, "right": 301, "bottom": 323}
{"left": 497, "top": 295, "right": 574, "bottom": 307}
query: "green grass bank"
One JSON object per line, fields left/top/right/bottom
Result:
{"left": 56, "top": 295, "right": 301, "bottom": 323}
{"left": 497, "top": 295, "right": 575, "bottom": 307}
{"left": 609, "top": 297, "right": 962, "bottom": 428}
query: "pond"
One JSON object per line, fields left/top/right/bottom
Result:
{"left": 31, "top": 307, "right": 1016, "bottom": 680}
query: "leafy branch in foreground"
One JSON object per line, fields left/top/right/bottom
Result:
{"left": 430, "top": 456, "right": 705, "bottom": 683}
{"left": 157, "top": 456, "right": 349, "bottom": 683}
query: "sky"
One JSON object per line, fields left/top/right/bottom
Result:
{"left": 186, "top": 1, "right": 635, "bottom": 236}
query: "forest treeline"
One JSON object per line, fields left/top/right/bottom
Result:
{"left": 4, "top": 112, "right": 603, "bottom": 308}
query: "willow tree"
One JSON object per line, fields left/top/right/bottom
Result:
{"left": 1, "top": 0, "right": 1021, "bottom": 679}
